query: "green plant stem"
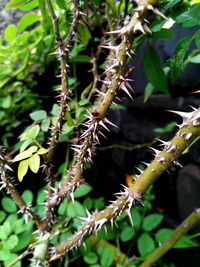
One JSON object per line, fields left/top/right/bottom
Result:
{"left": 140, "top": 209, "right": 200, "bottom": 267}
{"left": 49, "top": 107, "right": 200, "bottom": 262}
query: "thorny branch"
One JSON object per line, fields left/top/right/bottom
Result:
{"left": 49, "top": 107, "right": 200, "bottom": 261}
{"left": 44, "top": 0, "right": 80, "bottom": 231}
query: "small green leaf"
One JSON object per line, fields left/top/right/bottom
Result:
{"left": 142, "top": 213, "right": 163, "bottom": 231}
{"left": 30, "top": 110, "right": 47, "bottom": 121}
{"left": 188, "top": 53, "right": 200, "bottom": 63}
{"left": 84, "top": 252, "right": 98, "bottom": 265}
{"left": 195, "top": 29, "right": 200, "bottom": 48}
{"left": 2, "top": 95, "right": 11, "bottom": 109}
{"left": 18, "top": 159, "right": 29, "bottom": 181}
{"left": 6, "top": 0, "right": 30, "bottom": 8}
{"left": 169, "top": 37, "right": 192, "bottom": 81}
{"left": 0, "top": 249, "right": 11, "bottom": 261}
{"left": 97, "top": 245, "right": 115, "bottom": 267}
{"left": 155, "top": 228, "right": 173, "bottom": 244}
{"left": 0, "top": 211, "right": 6, "bottom": 224}
{"left": 144, "top": 83, "right": 155, "bottom": 102}
{"left": 20, "top": 139, "right": 33, "bottom": 152}
{"left": 74, "top": 184, "right": 93, "bottom": 198}
{"left": 21, "top": 125, "right": 40, "bottom": 140}
{"left": 67, "top": 201, "right": 86, "bottom": 217}
{"left": 29, "top": 153, "right": 40, "bottom": 173}
{"left": 17, "top": 12, "right": 41, "bottom": 32}
{"left": 120, "top": 226, "right": 135, "bottom": 242}
{"left": 131, "top": 209, "right": 142, "bottom": 228}
{"left": 175, "top": 5, "right": 200, "bottom": 28}
{"left": 13, "top": 228, "right": 33, "bottom": 252}
{"left": 143, "top": 47, "right": 168, "bottom": 94}
{"left": 41, "top": 118, "right": 50, "bottom": 132}
{"left": 0, "top": 221, "right": 11, "bottom": 240}
{"left": 4, "top": 24, "right": 17, "bottom": 42}
{"left": 13, "top": 146, "right": 38, "bottom": 162}
{"left": 2, "top": 197, "right": 17, "bottom": 213}
{"left": 37, "top": 147, "right": 48, "bottom": 155}
{"left": 3, "top": 235, "right": 19, "bottom": 250}
{"left": 174, "top": 236, "right": 197, "bottom": 248}
{"left": 22, "top": 190, "right": 33, "bottom": 204}
{"left": 138, "top": 233, "right": 155, "bottom": 257}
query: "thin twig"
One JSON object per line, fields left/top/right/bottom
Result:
{"left": 140, "top": 209, "right": 200, "bottom": 267}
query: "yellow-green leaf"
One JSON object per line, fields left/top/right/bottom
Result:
{"left": 18, "top": 159, "right": 29, "bottom": 182}
{"left": 13, "top": 146, "right": 38, "bottom": 162}
{"left": 37, "top": 147, "right": 48, "bottom": 155}
{"left": 29, "top": 154, "right": 40, "bottom": 173}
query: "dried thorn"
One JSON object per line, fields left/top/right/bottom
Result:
{"left": 153, "top": 8, "right": 168, "bottom": 21}
{"left": 149, "top": 147, "right": 161, "bottom": 156}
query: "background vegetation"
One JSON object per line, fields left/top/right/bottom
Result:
{"left": 0, "top": 0, "right": 200, "bottom": 266}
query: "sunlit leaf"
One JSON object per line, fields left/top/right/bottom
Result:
{"left": 29, "top": 153, "right": 40, "bottom": 173}
{"left": 17, "top": 12, "right": 41, "bottom": 32}
{"left": 4, "top": 24, "right": 17, "bottom": 43}
{"left": 13, "top": 146, "right": 38, "bottom": 162}
{"left": 18, "top": 159, "right": 29, "bottom": 181}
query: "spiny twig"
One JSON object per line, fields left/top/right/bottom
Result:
{"left": 44, "top": 0, "right": 80, "bottom": 231}
{"left": 0, "top": 147, "right": 43, "bottom": 230}
{"left": 48, "top": 106, "right": 200, "bottom": 262}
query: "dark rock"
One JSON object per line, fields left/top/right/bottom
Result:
{"left": 177, "top": 164, "right": 200, "bottom": 222}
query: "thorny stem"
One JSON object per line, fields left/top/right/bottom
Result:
{"left": 48, "top": 2, "right": 150, "bottom": 209}
{"left": 44, "top": 0, "right": 80, "bottom": 231}
{"left": 0, "top": 147, "right": 43, "bottom": 229}
{"left": 49, "top": 107, "right": 200, "bottom": 261}
{"left": 140, "top": 209, "right": 200, "bottom": 267}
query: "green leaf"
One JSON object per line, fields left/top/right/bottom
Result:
{"left": 169, "top": 37, "right": 192, "bottom": 81}
{"left": 143, "top": 47, "right": 168, "bottom": 94}
{"left": 131, "top": 209, "right": 142, "bottom": 228}
{"left": 77, "top": 24, "right": 91, "bottom": 47}
{"left": 3, "top": 235, "right": 19, "bottom": 250}
{"left": 13, "top": 146, "right": 38, "bottom": 162}
{"left": 144, "top": 83, "right": 155, "bottom": 102}
{"left": 0, "top": 221, "right": 11, "bottom": 240}
{"left": 120, "top": 226, "right": 135, "bottom": 242}
{"left": 155, "top": 228, "right": 173, "bottom": 243}
{"left": 30, "top": 110, "right": 47, "bottom": 121}
{"left": 4, "top": 253, "right": 21, "bottom": 267}
{"left": 37, "top": 147, "right": 48, "bottom": 155}
{"left": 84, "top": 252, "right": 98, "bottom": 265}
{"left": 175, "top": 5, "right": 200, "bottom": 27}
{"left": 174, "top": 236, "right": 197, "bottom": 249}
{"left": 0, "top": 211, "right": 6, "bottom": 224}
{"left": 2, "top": 95, "right": 11, "bottom": 109}
{"left": 195, "top": 29, "right": 200, "bottom": 48}
{"left": 20, "top": 125, "right": 40, "bottom": 140}
{"left": 0, "top": 249, "right": 11, "bottom": 261}
{"left": 13, "top": 228, "right": 33, "bottom": 252}
{"left": 188, "top": 53, "right": 200, "bottom": 63}
{"left": 17, "top": 12, "right": 41, "bottom": 32}
{"left": 13, "top": 219, "right": 26, "bottom": 234}
{"left": 41, "top": 118, "right": 50, "bottom": 132}
{"left": 18, "top": 159, "right": 29, "bottom": 181}
{"left": 22, "top": 190, "right": 33, "bottom": 204}
{"left": 20, "top": 139, "right": 33, "bottom": 152}
{"left": 29, "top": 153, "right": 40, "bottom": 173}
{"left": 6, "top": 0, "right": 30, "bottom": 8}
{"left": 2, "top": 197, "right": 17, "bottom": 213}
{"left": 138, "top": 233, "right": 155, "bottom": 257}
{"left": 97, "top": 245, "right": 115, "bottom": 267}
{"left": 18, "top": 0, "right": 38, "bottom": 10}
{"left": 152, "top": 29, "right": 174, "bottom": 39}
{"left": 4, "top": 24, "right": 17, "bottom": 43}
{"left": 56, "top": 0, "right": 66, "bottom": 9}
{"left": 74, "top": 184, "right": 93, "bottom": 198}
{"left": 67, "top": 201, "right": 86, "bottom": 217}
{"left": 142, "top": 213, "right": 163, "bottom": 231}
